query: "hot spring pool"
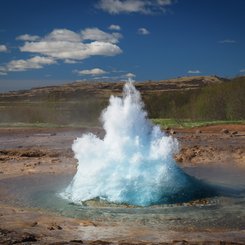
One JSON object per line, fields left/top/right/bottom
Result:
{"left": 1, "top": 164, "right": 244, "bottom": 238}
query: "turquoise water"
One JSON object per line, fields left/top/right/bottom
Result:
{"left": 1, "top": 165, "right": 244, "bottom": 234}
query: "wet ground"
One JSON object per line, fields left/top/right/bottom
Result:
{"left": 0, "top": 125, "right": 244, "bottom": 244}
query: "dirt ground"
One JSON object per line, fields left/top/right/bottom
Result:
{"left": 0, "top": 125, "right": 244, "bottom": 244}
{"left": 174, "top": 124, "right": 245, "bottom": 168}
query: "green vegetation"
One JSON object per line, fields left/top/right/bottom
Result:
{"left": 0, "top": 122, "right": 63, "bottom": 128}
{"left": 0, "top": 122, "right": 100, "bottom": 128}
{"left": 0, "top": 99, "right": 107, "bottom": 126}
{"left": 0, "top": 76, "right": 244, "bottom": 128}
{"left": 0, "top": 119, "right": 243, "bottom": 129}
{"left": 145, "top": 76, "right": 245, "bottom": 121}
{"left": 152, "top": 119, "right": 245, "bottom": 129}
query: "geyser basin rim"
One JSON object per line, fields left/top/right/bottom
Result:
{"left": 61, "top": 81, "right": 216, "bottom": 206}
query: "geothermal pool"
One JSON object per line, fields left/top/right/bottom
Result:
{"left": 1, "top": 165, "right": 245, "bottom": 242}
{"left": 61, "top": 81, "right": 217, "bottom": 206}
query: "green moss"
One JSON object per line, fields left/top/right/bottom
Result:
{"left": 151, "top": 119, "right": 245, "bottom": 129}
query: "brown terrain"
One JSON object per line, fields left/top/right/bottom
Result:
{"left": 0, "top": 75, "right": 225, "bottom": 100}
{"left": 0, "top": 75, "right": 229, "bottom": 129}
{"left": 0, "top": 124, "right": 244, "bottom": 244}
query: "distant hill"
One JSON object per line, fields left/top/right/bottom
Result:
{"left": 0, "top": 76, "right": 226, "bottom": 101}
{"left": 0, "top": 75, "right": 243, "bottom": 125}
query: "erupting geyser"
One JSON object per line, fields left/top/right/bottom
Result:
{"left": 62, "top": 80, "right": 213, "bottom": 206}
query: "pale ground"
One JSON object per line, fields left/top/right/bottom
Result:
{"left": 0, "top": 125, "right": 244, "bottom": 244}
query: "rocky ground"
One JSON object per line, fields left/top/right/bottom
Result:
{"left": 174, "top": 124, "right": 245, "bottom": 168}
{"left": 0, "top": 125, "right": 244, "bottom": 244}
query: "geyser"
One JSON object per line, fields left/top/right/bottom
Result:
{"left": 62, "top": 81, "right": 213, "bottom": 206}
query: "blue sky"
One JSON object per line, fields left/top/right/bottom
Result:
{"left": 0, "top": 0, "right": 245, "bottom": 92}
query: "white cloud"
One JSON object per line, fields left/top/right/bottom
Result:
{"left": 81, "top": 27, "right": 122, "bottom": 43}
{"left": 19, "top": 28, "right": 122, "bottom": 61}
{"left": 97, "top": 0, "right": 146, "bottom": 14}
{"left": 108, "top": 24, "right": 121, "bottom": 31}
{"left": 96, "top": 0, "right": 173, "bottom": 14}
{"left": 125, "top": 72, "right": 136, "bottom": 78}
{"left": 157, "top": 0, "right": 172, "bottom": 6}
{"left": 219, "top": 39, "right": 236, "bottom": 44}
{"left": 45, "top": 29, "right": 81, "bottom": 42}
{"left": 240, "top": 69, "right": 245, "bottom": 73}
{"left": 21, "top": 41, "right": 121, "bottom": 60}
{"left": 75, "top": 68, "right": 107, "bottom": 76}
{"left": 187, "top": 70, "right": 201, "bottom": 74}
{"left": 64, "top": 59, "right": 78, "bottom": 64}
{"left": 16, "top": 34, "right": 40, "bottom": 41}
{"left": 138, "top": 28, "right": 150, "bottom": 35}
{"left": 0, "top": 44, "right": 7, "bottom": 52}
{"left": 1, "top": 56, "right": 56, "bottom": 72}
{"left": 92, "top": 76, "right": 111, "bottom": 80}
{"left": 1, "top": 28, "right": 122, "bottom": 74}
{"left": 0, "top": 71, "right": 7, "bottom": 76}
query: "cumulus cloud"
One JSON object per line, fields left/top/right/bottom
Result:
{"left": 138, "top": 28, "right": 150, "bottom": 35}
{"left": 125, "top": 72, "right": 136, "bottom": 78}
{"left": 240, "top": 69, "right": 245, "bottom": 73}
{"left": 157, "top": 0, "right": 173, "bottom": 5}
{"left": 21, "top": 40, "right": 122, "bottom": 60}
{"left": 108, "top": 24, "right": 121, "bottom": 31}
{"left": 0, "top": 45, "right": 7, "bottom": 52}
{"left": 187, "top": 70, "right": 201, "bottom": 74}
{"left": 19, "top": 28, "right": 122, "bottom": 61}
{"left": 45, "top": 29, "right": 81, "bottom": 42}
{"left": 219, "top": 39, "right": 236, "bottom": 44}
{"left": 97, "top": 0, "right": 146, "bottom": 14}
{"left": 64, "top": 59, "right": 78, "bottom": 64}
{"left": 1, "top": 27, "right": 122, "bottom": 74}
{"left": 16, "top": 34, "right": 40, "bottom": 41}
{"left": 74, "top": 68, "right": 137, "bottom": 81}
{"left": 75, "top": 68, "right": 107, "bottom": 76}
{"left": 1, "top": 56, "right": 56, "bottom": 72}
{"left": 81, "top": 27, "right": 122, "bottom": 43}
{"left": 96, "top": 0, "right": 173, "bottom": 14}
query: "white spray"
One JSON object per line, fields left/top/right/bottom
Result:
{"left": 62, "top": 81, "right": 197, "bottom": 206}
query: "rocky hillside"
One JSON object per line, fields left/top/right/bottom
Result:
{"left": 1, "top": 75, "right": 242, "bottom": 125}
{"left": 0, "top": 76, "right": 226, "bottom": 101}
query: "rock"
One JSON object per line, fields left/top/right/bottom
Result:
{"left": 47, "top": 223, "right": 63, "bottom": 231}
{"left": 20, "top": 149, "right": 46, "bottom": 157}
{"left": 231, "top": 131, "right": 238, "bottom": 135}
{"left": 172, "top": 240, "right": 188, "bottom": 245}
{"left": 221, "top": 128, "right": 229, "bottom": 134}
{"left": 175, "top": 147, "right": 197, "bottom": 163}
{"left": 69, "top": 240, "right": 84, "bottom": 244}
{"left": 30, "top": 221, "right": 38, "bottom": 227}
{"left": 88, "top": 241, "right": 111, "bottom": 245}
{"left": 195, "top": 129, "right": 202, "bottom": 134}
{"left": 175, "top": 155, "right": 183, "bottom": 163}
{"left": 20, "top": 233, "right": 37, "bottom": 242}
{"left": 170, "top": 129, "right": 176, "bottom": 135}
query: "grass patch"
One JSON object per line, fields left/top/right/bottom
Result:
{"left": 0, "top": 119, "right": 244, "bottom": 129}
{"left": 0, "top": 122, "right": 101, "bottom": 128}
{"left": 0, "top": 122, "right": 67, "bottom": 128}
{"left": 151, "top": 118, "right": 245, "bottom": 129}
